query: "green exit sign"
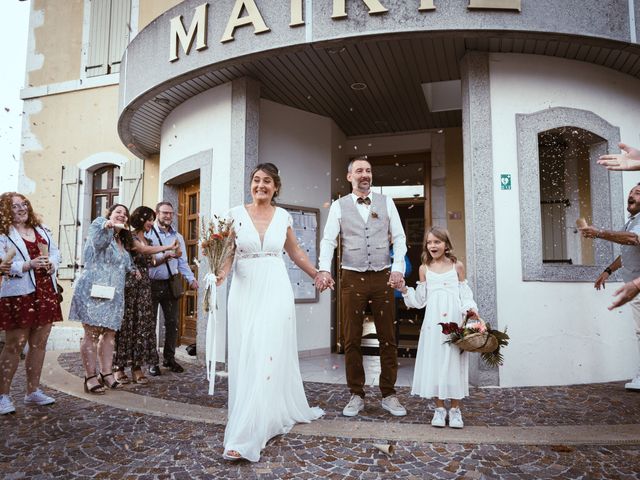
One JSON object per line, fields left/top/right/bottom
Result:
{"left": 500, "top": 174, "right": 511, "bottom": 190}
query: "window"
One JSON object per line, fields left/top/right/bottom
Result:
{"left": 86, "top": 0, "right": 132, "bottom": 77}
{"left": 92, "top": 165, "right": 120, "bottom": 219}
{"left": 538, "top": 127, "right": 595, "bottom": 266}
{"left": 517, "top": 107, "right": 623, "bottom": 282}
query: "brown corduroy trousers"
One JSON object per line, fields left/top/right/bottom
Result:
{"left": 341, "top": 268, "right": 397, "bottom": 398}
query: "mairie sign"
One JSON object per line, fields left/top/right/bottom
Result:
{"left": 170, "top": 0, "right": 522, "bottom": 62}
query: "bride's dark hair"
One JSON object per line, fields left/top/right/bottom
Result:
{"left": 250, "top": 163, "right": 282, "bottom": 204}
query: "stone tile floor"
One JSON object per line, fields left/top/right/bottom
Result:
{"left": 1, "top": 352, "right": 639, "bottom": 479}
{"left": 58, "top": 352, "right": 640, "bottom": 426}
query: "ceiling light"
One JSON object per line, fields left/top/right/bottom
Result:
{"left": 153, "top": 97, "right": 171, "bottom": 106}
{"left": 350, "top": 82, "right": 367, "bottom": 91}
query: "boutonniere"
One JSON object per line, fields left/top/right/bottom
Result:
{"left": 370, "top": 207, "right": 379, "bottom": 219}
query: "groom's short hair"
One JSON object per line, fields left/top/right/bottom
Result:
{"left": 347, "top": 155, "right": 370, "bottom": 173}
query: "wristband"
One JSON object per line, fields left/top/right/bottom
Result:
{"left": 604, "top": 267, "right": 612, "bottom": 275}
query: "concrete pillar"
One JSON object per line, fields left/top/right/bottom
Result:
{"left": 460, "top": 52, "right": 499, "bottom": 387}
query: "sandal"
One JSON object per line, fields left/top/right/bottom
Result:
{"left": 131, "top": 368, "right": 149, "bottom": 385}
{"left": 99, "top": 372, "right": 123, "bottom": 389}
{"left": 222, "top": 450, "right": 243, "bottom": 461}
{"left": 84, "top": 375, "right": 106, "bottom": 395}
{"left": 114, "top": 370, "right": 130, "bottom": 385}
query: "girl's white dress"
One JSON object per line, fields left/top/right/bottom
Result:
{"left": 402, "top": 266, "right": 477, "bottom": 400}
{"left": 224, "top": 205, "right": 324, "bottom": 462}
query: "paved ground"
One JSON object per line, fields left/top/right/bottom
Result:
{"left": 1, "top": 351, "right": 640, "bottom": 479}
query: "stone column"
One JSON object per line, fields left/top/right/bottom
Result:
{"left": 200, "top": 76, "right": 261, "bottom": 367}
{"left": 231, "top": 77, "right": 261, "bottom": 206}
{"left": 460, "top": 52, "right": 499, "bottom": 387}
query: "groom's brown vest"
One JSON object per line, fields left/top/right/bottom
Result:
{"left": 338, "top": 192, "right": 391, "bottom": 271}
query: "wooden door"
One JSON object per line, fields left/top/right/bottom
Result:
{"left": 178, "top": 180, "right": 200, "bottom": 345}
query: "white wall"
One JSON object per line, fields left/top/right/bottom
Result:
{"left": 160, "top": 84, "right": 232, "bottom": 214}
{"left": 489, "top": 53, "right": 640, "bottom": 386}
{"left": 259, "top": 99, "right": 335, "bottom": 353}
{"left": 159, "top": 84, "right": 233, "bottom": 363}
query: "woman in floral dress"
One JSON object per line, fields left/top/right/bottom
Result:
{"left": 114, "top": 206, "right": 177, "bottom": 384}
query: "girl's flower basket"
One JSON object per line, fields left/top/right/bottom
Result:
{"left": 439, "top": 312, "right": 509, "bottom": 367}
{"left": 455, "top": 331, "right": 498, "bottom": 353}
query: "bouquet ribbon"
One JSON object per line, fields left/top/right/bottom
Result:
{"left": 204, "top": 272, "right": 217, "bottom": 395}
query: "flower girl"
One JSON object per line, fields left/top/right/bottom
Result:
{"left": 398, "top": 226, "right": 478, "bottom": 428}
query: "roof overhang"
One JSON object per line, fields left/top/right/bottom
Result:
{"left": 118, "top": 0, "right": 640, "bottom": 158}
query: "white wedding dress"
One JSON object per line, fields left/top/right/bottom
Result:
{"left": 224, "top": 205, "right": 324, "bottom": 462}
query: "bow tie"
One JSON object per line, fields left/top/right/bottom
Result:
{"left": 356, "top": 197, "right": 371, "bottom": 205}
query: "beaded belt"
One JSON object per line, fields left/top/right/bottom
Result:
{"left": 236, "top": 251, "right": 280, "bottom": 260}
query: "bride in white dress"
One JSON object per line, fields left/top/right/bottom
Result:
{"left": 216, "top": 163, "right": 324, "bottom": 462}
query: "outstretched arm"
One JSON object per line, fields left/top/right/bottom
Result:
{"left": 598, "top": 143, "right": 640, "bottom": 171}
{"left": 579, "top": 226, "right": 639, "bottom": 246}
{"left": 609, "top": 277, "right": 640, "bottom": 309}
{"left": 132, "top": 236, "right": 177, "bottom": 255}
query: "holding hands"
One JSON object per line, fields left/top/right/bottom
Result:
{"left": 315, "top": 271, "right": 335, "bottom": 292}
{"left": 388, "top": 271, "right": 405, "bottom": 290}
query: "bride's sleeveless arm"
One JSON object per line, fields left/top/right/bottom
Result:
{"left": 283, "top": 219, "right": 319, "bottom": 281}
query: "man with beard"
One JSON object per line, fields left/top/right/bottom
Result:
{"left": 580, "top": 183, "right": 640, "bottom": 391}
{"left": 146, "top": 201, "right": 198, "bottom": 376}
{"left": 316, "top": 156, "right": 408, "bottom": 416}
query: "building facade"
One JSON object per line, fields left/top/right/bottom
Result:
{"left": 20, "top": 0, "right": 640, "bottom": 387}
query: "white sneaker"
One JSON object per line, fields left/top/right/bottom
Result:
{"left": 448, "top": 407, "right": 464, "bottom": 429}
{"left": 24, "top": 389, "right": 55, "bottom": 406}
{"left": 0, "top": 394, "right": 15, "bottom": 415}
{"left": 342, "top": 394, "right": 365, "bottom": 417}
{"left": 381, "top": 395, "right": 407, "bottom": 416}
{"left": 431, "top": 407, "right": 447, "bottom": 427}
{"left": 625, "top": 374, "right": 640, "bottom": 391}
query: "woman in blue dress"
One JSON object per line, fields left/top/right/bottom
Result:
{"left": 69, "top": 204, "right": 134, "bottom": 394}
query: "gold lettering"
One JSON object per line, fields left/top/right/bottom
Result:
{"left": 468, "top": 0, "right": 521, "bottom": 11}
{"left": 331, "top": 0, "right": 389, "bottom": 19}
{"left": 169, "top": 3, "right": 208, "bottom": 62}
{"left": 419, "top": 0, "right": 436, "bottom": 11}
{"left": 221, "top": 0, "right": 270, "bottom": 43}
{"left": 290, "top": 0, "right": 304, "bottom": 26}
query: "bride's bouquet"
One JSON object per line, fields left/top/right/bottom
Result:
{"left": 200, "top": 215, "right": 235, "bottom": 312}
{"left": 200, "top": 215, "right": 234, "bottom": 395}
{"left": 439, "top": 312, "right": 509, "bottom": 367}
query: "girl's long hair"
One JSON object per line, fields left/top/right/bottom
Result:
{"left": 0, "top": 192, "right": 42, "bottom": 235}
{"left": 421, "top": 226, "right": 457, "bottom": 265}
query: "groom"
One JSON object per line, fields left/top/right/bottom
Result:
{"left": 317, "top": 156, "right": 408, "bottom": 417}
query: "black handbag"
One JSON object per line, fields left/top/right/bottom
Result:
{"left": 55, "top": 283, "right": 64, "bottom": 303}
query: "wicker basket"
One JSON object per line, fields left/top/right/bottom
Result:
{"left": 455, "top": 332, "right": 498, "bottom": 353}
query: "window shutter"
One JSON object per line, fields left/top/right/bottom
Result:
{"left": 119, "top": 157, "right": 143, "bottom": 212}
{"left": 58, "top": 165, "right": 81, "bottom": 280}
{"left": 86, "top": 0, "right": 112, "bottom": 77}
{"left": 107, "top": 0, "right": 132, "bottom": 74}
